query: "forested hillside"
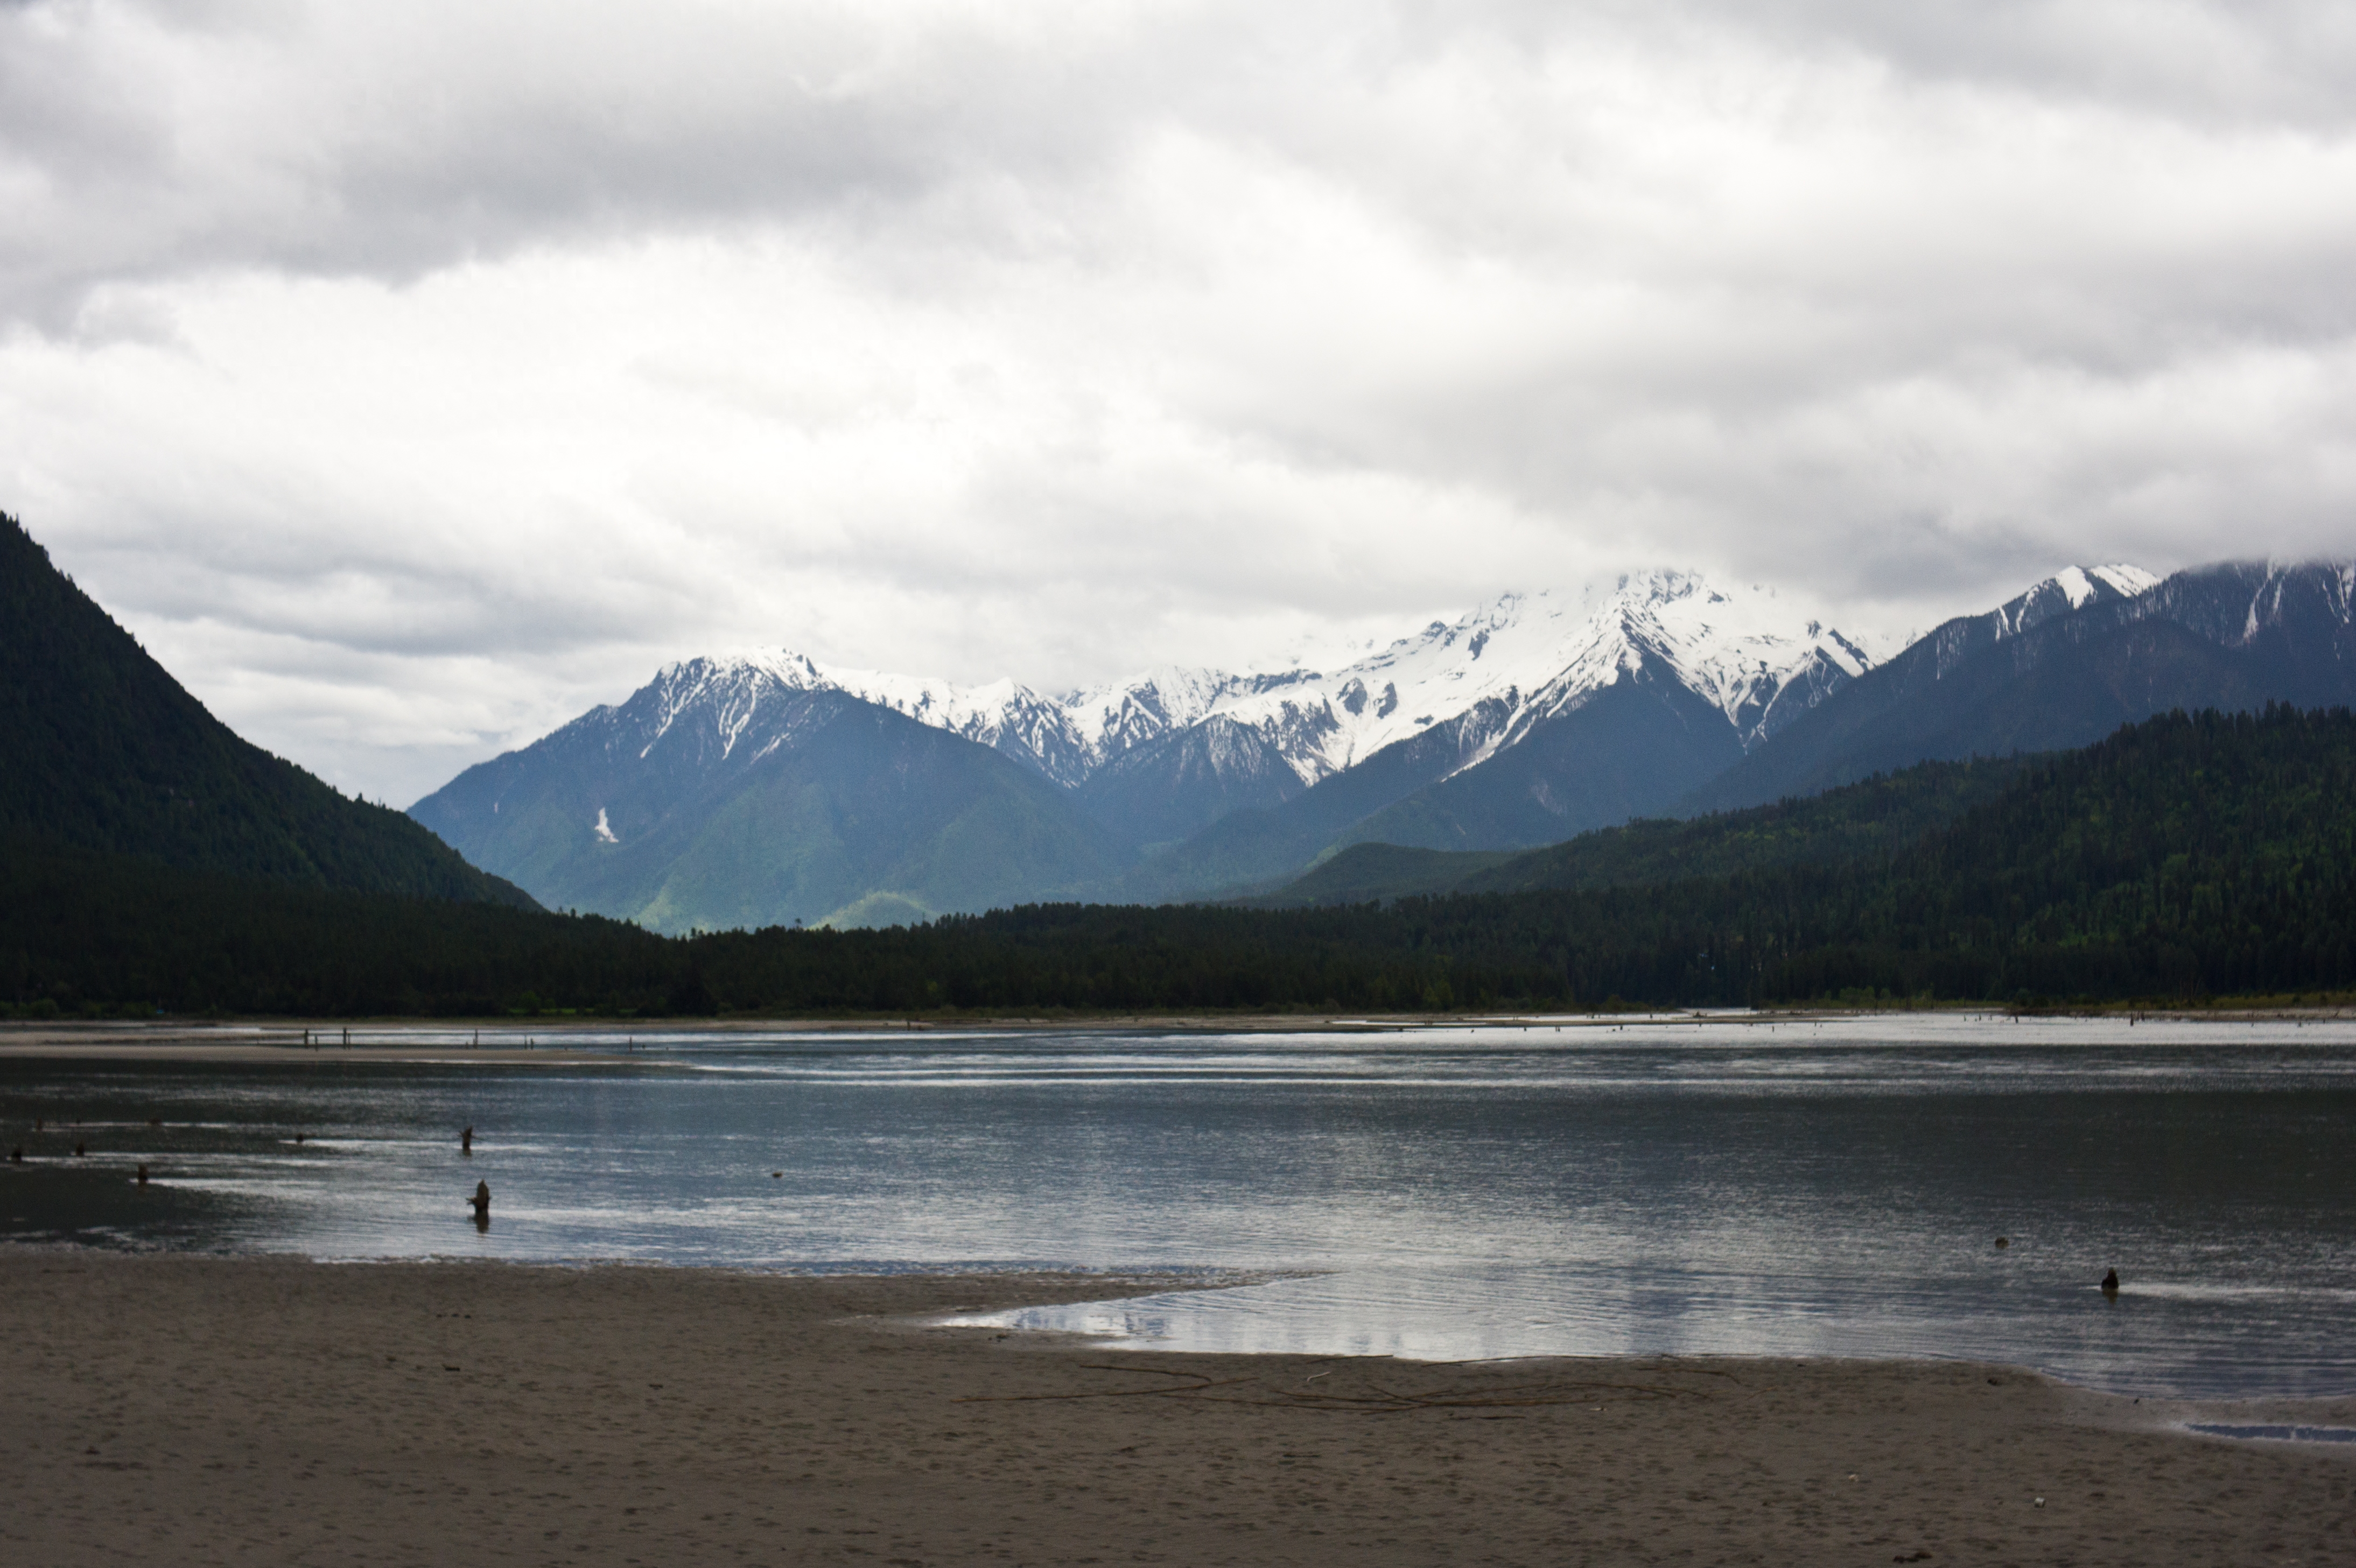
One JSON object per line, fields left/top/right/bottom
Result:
{"left": 1, "top": 839, "right": 670, "bottom": 1018}
{"left": 1, "top": 512, "right": 534, "bottom": 908}
{"left": 1256, "top": 753, "right": 2037, "bottom": 906}
{"left": 6, "top": 707, "right": 2352, "bottom": 1015}
{"left": 688, "top": 707, "right": 2356, "bottom": 1010}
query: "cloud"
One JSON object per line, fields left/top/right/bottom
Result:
{"left": 3, "top": 1, "right": 2353, "bottom": 801}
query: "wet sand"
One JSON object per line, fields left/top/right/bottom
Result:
{"left": 3, "top": 1253, "right": 2349, "bottom": 1565}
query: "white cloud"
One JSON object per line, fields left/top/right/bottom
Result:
{"left": 3, "top": 0, "right": 2352, "bottom": 803}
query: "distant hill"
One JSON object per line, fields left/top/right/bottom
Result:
{"left": 410, "top": 671, "right": 1131, "bottom": 932}
{"left": 0, "top": 511, "right": 534, "bottom": 908}
{"left": 1254, "top": 754, "right": 2036, "bottom": 907}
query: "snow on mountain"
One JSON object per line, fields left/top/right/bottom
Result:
{"left": 619, "top": 649, "right": 1098, "bottom": 785}
{"left": 1123, "top": 570, "right": 1884, "bottom": 789}
{"left": 1925, "top": 562, "right": 2161, "bottom": 679}
{"left": 1294, "top": 571, "right": 1884, "bottom": 776}
{"left": 1989, "top": 564, "right": 2159, "bottom": 637}
{"left": 646, "top": 568, "right": 1905, "bottom": 797}
{"left": 621, "top": 565, "right": 2157, "bottom": 805}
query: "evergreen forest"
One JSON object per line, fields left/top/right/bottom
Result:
{"left": 5, "top": 705, "right": 2352, "bottom": 1017}
{"left": 0, "top": 511, "right": 534, "bottom": 909}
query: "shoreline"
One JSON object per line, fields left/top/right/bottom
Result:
{"left": 5, "top": 1253, "right": 2350, "bottom": 1566}
{"left": 4, "top": 1003, "right": 2353, "bottom": 1063}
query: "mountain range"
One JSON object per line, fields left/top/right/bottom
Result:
{"left": 412, "top": 555, "right": 2356, "bottom": 930}
{"left": 413, "top": 572, "right": 1892, "bottom": 929}
{"left": 8, "top": 493, "right": 2348, "bottom": 942}
{"left": 424, "top": 553, "right": 2356, "bottom": 927}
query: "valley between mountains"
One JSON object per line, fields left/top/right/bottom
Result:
{"left": 408, "top": 559, "right": 2356, "bottom": 933}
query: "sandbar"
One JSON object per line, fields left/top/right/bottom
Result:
{"left": 3, "top": 1252, "right": 2350, "bottom": 1565}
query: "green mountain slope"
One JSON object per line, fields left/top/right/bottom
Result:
{"left": 0, "top": 511, "right": 533, "bottom": 908}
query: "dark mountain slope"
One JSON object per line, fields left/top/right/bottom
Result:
{"left": 0, "top": 510, "right": 532, "bottom": 907}
{"left": 413, "top": 685, "right": 1130, "bottom": 932}
{"left": 1686, "top": 559, "right": 2353, "bottom": 814}
{"left": 1121, "top": 650, "right": 1769, "bottom": 899}
{"left": 2, "top": 836, "right": 670, "bottom": 1017}
{"left": 1071, "top": 714, "right": 1302, "bottom": 848}
{"left": 1243, "top": 843, "right": 1519, "bottom": 908}
{"left": 1111, "top": 695, "right": 1521, "bottom": 899}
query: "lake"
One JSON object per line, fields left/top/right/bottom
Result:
{"left": 5, "top": 1012, "right": 2352, "bottom": 1399}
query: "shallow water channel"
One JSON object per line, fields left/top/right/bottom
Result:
{"left": 5, "top": 1012, "right": 2352, "bottom": 1399}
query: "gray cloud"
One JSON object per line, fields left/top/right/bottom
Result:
{"left": 3, "top": 1, "right": 2352, "bottom": 801}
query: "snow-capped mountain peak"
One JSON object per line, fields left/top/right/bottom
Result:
{"left": 667, "top": 648, "right": 1095, "bottom": 783}
{"left": 1079, "top": 569, "right": 1885, "bottom": 787}
{"left": 1989, "top": 563, "right": 2158, "bottom": 638}
{"left": 641, "top": 567, "right": 1891, "bottom": 794}
{"left": 2059, "top": 563, "right": 2160, "bottom": 607}
{"left": 1404, "top": 571, "right": 1883, "bottom": 772}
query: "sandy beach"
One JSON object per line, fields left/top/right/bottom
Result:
{"left": 2, "top": 1254, "right": 2348, "bottom": 1566}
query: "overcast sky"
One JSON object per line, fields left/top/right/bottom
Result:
{"left": 5, "top": 0, "right": 2353, "bottom": 804}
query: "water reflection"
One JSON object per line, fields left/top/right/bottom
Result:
{"left": 3, "top": 1014, "right": 2353, "bottom": 1397}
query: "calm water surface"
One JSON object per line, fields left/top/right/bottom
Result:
{"left": 5, "top": 1014, "right": 2352, "bottom": 1398}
